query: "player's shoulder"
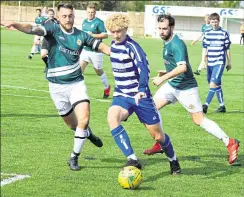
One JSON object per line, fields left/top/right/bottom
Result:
{"left": 95, "top": 17, "right": 104, "bottom": 23}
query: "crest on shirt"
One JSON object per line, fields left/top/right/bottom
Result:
{"left": 77, "top": 39, "right": 82, "bottom": 46}
{"left": 188, "top": 104, "right": 195, "bottom": 109}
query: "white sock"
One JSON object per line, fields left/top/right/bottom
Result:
{"left": 200, "top": 117, "right": 229, "bottom": 146}
{"left": 168, "top": 154, "right": 177, "bottom": 162}
{"left": 197, "top": 64, "right": 202, "bottom": 71}
{"left": 99, "top": 72, "right": 109, "bottom": 89}
{"left": 71, "top": 127, "right": 88, "bottom": 157}
{"left": 31, "top": 46, "right": 36, "bottom": 54}
{"left": 127, "top": 153, "right": 137, "bottom": 161}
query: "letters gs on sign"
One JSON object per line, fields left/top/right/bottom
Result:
{"left": 152, "top": 6, "right": 170, "bottom": 14}
{"left": 220, "top": 9, "right": 238, "bottom": 16}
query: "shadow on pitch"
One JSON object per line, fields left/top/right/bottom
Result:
{"left": 1, "top": 113, "right": 59, "bottom": 118}
{"left": 144, "top": 154, "right": 243, "bottom": 183}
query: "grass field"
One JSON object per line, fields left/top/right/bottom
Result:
{"left": 1, "top": 27, "right": 244, "bottom": 197}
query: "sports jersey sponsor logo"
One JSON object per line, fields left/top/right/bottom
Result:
{"left": 59, "top": 46, "right": 79, "bottom": 55}
{"left": 77, "top": 39, "right": 82, "bottom": 46}
{"left": 188, "top": 104, "right": 195, "bottom": 109}
{"left": 164, "top": 59, "right": 170, "bottom": 64}
{"left": 59, "top": 36, "right": 65, "bottom": 40}
{"left": 91, "top": 24, "right": 94, "bottom": 28}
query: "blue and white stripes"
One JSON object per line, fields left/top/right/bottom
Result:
{"left": 110, "top": 35, "right": 151, "bottom": 98}
{"left": 202, "top": 28, "right": 231, "bottom": 66}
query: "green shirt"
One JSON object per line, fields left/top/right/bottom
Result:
{"left": 35, "top": 16, "right": 47, "bottom": 25}
{"left": 43, "top": 23, "right": 100, "bottom": 84}
{"left": 163, "top": 34, "right": 197, "bottom": 90}
{"left": 82, "top": 17, "right": 107, "bottom": 52}
{"left": 201, "top": 24, "right": 211, "bottom": 33}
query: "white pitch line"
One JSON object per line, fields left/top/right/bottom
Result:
{"left": 1, "top": 173, "right": 31, "bottom": 187}
{"left": 2, "top": 94, "right": 49, "bottom": 99}
{"left": 1, "top": 84, "right": 111, "bottom": 103}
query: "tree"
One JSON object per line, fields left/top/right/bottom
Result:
{"left": 221, "top": 0, "right": 241, "bottom": 8}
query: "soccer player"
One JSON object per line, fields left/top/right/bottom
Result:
{"left": 105, "top": 13, "right": 181, "bottom": 175}
{"left": 143, "top": 14, "right": 240, "bottom": 166}
{"left": 28, "top": 8, "right": 47, "bottom": 59}
{"left": 41, "top": 8, "right": 59, "bottom": 73}
{"left": 1, "top": 3, "right": 111, "bottom": 171}
{"left": 191, "top": 14, "right": 212, "bottom": 75}
{"left": 80, "top": 4, "right": 111, "bottom": 99}
{"left": 201, "top": 13, "right": 231, "bottom": 114}
{"left": 240, "top": 22, "right": 244, "bottom": 46}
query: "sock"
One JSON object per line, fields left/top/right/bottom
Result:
{"left": 111, "top": 125, "right": 134, "bottom": 157}
{"left": 127, "top": 153, "right": 138, "bottom": 161}
{"left": 31, "top": 46, "right": 36, "bottom": 54}
{"left": 71, "top": 127, "right": 88, "bottom": 157}
{"left": 205, "top": 87, "right": 217, "bottom": 106}
{"left": 216, "top": 86, "right": 225, "bottom": 106}
{"left": 158, "top": 133, "right": 176, "bottom": 161}
{"left": 99, "top": 72, "right": 109, "bottom": 89}
{"left": 200, "top": 117, "right": 229, "bottom": 146}
{"left": 197, "top": 64, "right": 202, "bottom": 71}
{"left": 42, "top": 56, "right": 48, "bottom": 67}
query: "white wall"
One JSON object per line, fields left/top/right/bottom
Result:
{"left": 145, "top": 5, "right": 244, "bottom": 44}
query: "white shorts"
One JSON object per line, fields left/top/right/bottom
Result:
{"left": 80, "top": 50, "right": 104, "bottom": 69}
{"left": 33, "top": 35, "right": 41, "bottom": 45}
{"left": 153, "top": 82, "right": 202, "bottom": 113}
{"left": 49, "top": 81, "right": 89, "bottom": 116}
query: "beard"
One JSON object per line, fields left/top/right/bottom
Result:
{"left": 160, "top": 28, "right": 172, "bottom": 41}
{"left": 60, "top": 22, "right": 73, "bottom": 32}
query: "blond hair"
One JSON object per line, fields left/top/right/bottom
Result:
{"left": 105, "top": 13, "right": 130, "bottom": 31}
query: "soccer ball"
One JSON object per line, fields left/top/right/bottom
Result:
{"left": 118, "top": 166, "right": 142, "bottom": 189}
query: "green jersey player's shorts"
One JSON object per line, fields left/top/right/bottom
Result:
{"left": 154, "top": 82, "right": 203, "bottom": 113}
{"left": 49, "top": 80, "right": 90, "bottom": 116}
{"left": 80, "top": 50, "right": 104, "bottom": 69}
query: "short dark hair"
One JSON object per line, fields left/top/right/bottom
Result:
{"left": 36, "top": 8, "right": 41, "bottom": 12}
{"left": 157, "top": 14, "right": 175, "bottom": 26}
{"left": 57, "top": 3, "right": 73, "bottom": 11}
{"left": 209, "top": 13, "right": 220, "bottom": 21}
{"left": 48, "top": 9, "right": 54, "bottom": 14}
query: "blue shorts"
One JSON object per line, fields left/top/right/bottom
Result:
{"left": 207, "top": 65, "right": 225, "bottom": 85}
{"left": 111, "top": 96, "right": 160, "bottom": 125}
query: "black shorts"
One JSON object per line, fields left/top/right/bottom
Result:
{"left": 41, "top": 38, "right": 50, "bottom": 50}
{"left": 241, "top": 33, "right": 244, "bottom": 38}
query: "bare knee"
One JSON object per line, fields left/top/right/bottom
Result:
{"left": 191, "top": 112, "right": 204, "bottom": 126}
{"left": 94, "top": 68, "right": 104, "bottom": 76}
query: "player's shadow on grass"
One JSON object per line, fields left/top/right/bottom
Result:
{"left": 1, "top": 113, "right": 59, "bottom": 118}
{"left": 144, "top": 154, "right": 243, "bottom": 183}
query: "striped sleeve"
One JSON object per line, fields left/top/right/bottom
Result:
{"left": 127, "top": 41, "right": 149, "bottom": 93}
{"left": 224, "top": 31, "right": 231, "bottom": 50}
{"left": 202, "top": 32, "right": 208, "bottom": 48}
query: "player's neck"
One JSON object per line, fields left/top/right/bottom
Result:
{"left": 87, "top": 17, "right": 96, "bottom": 22}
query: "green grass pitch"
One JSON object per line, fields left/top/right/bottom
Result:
{"left": 1, "top": 28, "right": 244, "bottom": 197}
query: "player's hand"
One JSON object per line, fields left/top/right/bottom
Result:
{"left": 157, "top": 70, "right": 167, "bottom": 77}
{"left": 0, "top": 21, "right": 15, "bottom": 28}
{"left": 152, "top": 76, "right": 165, "bottom": 87}
{"left": 226, "top": 64, "right": 231, "bottom": 72}
{"left": 134, "top": 92, "right": 146, "bottom": 106}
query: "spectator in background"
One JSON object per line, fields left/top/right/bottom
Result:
{"left": 41, "top": 6, "right": 48, "bottom": 17}
{"left": 191, "top": 14, "right": 212, "bottom": 75}
{"left": 240, "top": 22, "right": 244, "bottom": 46}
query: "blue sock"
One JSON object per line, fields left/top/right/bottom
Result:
{"left": 216, "top": 86, "right": 225, "bottom": 106}
{"left": 205, "top": 87, "right": 217, "bottom": 105}
{"left": 158, "top": 133, "right": 175, "bottom": 159}
{"left": 37, "top": 45, "right": 41, "bottom": 52}
{"left": 111, "top": 125, "right": 134, "bottom": 157}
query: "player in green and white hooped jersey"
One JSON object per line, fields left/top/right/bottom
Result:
{"left": 191, "top": 14, "right": 212, "bottom": 75}
{"left": 28, "top": 8, "right": 48, "bottom": 59}
{"left": 80, "top": 4, "right": 111, "bottom": 99}
{"left": 143, "top": 14, "right": 240, "bottom": 165}
{"left": 1, "top": 3, "right": 111, "bottom": 171}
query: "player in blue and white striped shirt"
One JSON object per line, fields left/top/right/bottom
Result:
{"left": 105, "top": 13, "right": 180, "bottom": 174}
{"left": 201, "top": 13, "right": 231, "bottom": 114}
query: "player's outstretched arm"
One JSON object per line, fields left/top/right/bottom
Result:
{"left": 1, "top": 21, "right": 45, "bottom": 36}
{"left": 98, "top": 42, "right": 111, "bottom": 56}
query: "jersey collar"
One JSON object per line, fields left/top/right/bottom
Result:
{"left": 164, "top": 34, "right": 176, "bottom": 45}
{"left": 59, "top": 24, "right": 74, "bottom": 35}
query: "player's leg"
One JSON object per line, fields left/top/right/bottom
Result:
{"left": 177, "top": 87, "right": 240, "bottom": 164}
{"left": 143, "top": 82, "right": 174, "bottom": 155}
{"left": 28, "top": 35, "right": 40, "bottom": 59}
{"left": 107, "top": 96, "right": 141, "bottom": 168}
{"left": 211, "top": 65, "right": 226, "bottom": 113}
{"left": 194, "top": 56, "right": 207, "bottom": 75}
{"left": 91, "top": 52, "right": 110, "bottom": 98}
{"left": 134, "top": 97, "right": 180, "bottom": 174}
{"left": 203, "top": 65, "right": 217, "bottom": 114}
